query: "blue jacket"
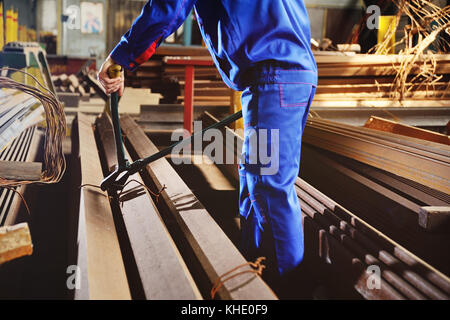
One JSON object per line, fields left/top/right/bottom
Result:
{"left": 111, "top": 0, "right": 317, "bottom": 91}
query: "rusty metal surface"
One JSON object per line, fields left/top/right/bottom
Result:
{"left": 364, "top": 116, "right": 450, "bottom": 146}
{"left": 300, "top": 144, "right": 450, "bottom": 276}
{"left": 308, "top": 107, "right": 450, "bottom": 128}
{"left": 303, "top": 119, "right": 450, "bottom": 194}
{"left": 296, "top": 181, "right": 449, "bottom": 300}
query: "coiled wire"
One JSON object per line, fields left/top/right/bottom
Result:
{"left": 0, "top": 67, "right": 66, "bottom": 187}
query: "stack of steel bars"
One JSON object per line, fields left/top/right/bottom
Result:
{"left": 201, "top": 111, "right": 450, "bottom": 300}
{"left": 0, "top": 89, "right": 42, "bottom": 151}
{"left": 296, "top": 177, "right": 449, "bottom": 300}
{"left": 302, "top": 117, "right": 450, "bottom": 194}
{"left": 70, "top": 112, "right": 277, "bottom": 300}
{"left": 0, "top": 125, "right": 42, "bottom": 226}
{"left": 0, "top": 87, "right": 44, "bottom": 226}
{"left": 300, "top": 118, "right": 450, "bottom": 273}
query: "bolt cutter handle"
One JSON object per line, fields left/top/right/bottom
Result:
{"left": 108, "top": 64, "right": 128, "bottom": 170}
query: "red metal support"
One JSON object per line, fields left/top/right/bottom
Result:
{"left": 184, "top": 65, "right": 194, "bottom": 134}
{"left": 164, "top": 57, "right": 214, "bottom": 134}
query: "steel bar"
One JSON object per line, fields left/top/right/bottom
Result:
{"left": 0, "top": 161, "right": 42, "bottom": 181}
{"left": 308, "top": 107, "right": 450, "bottom": 127}
{"left": 364, "top": 116, "right": 450, "bottom": 146}
{"left": 0, "top": 126, "right": 37, "bottom": 226}
{"left": 73, "top": 112, "right": 131, "bottom": 300}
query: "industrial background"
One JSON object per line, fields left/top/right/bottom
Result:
{"left": 0, "top": 0, "right": 449, "bottom": 301}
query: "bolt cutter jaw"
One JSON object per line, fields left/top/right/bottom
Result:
{"left": 100, "top": 165, "right": 132, "bottom": 192}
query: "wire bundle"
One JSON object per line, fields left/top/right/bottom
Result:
{"left": 0, "top": 68, "right": 66, "bottom": 187}
{"left": 375, "top": 0, "right": 450, "bottom": 100}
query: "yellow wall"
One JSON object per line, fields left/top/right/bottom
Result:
{"left": 0, "top": 3, "right": 4, "bottom": 49}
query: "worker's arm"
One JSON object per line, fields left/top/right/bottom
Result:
{"left": 98, "top": 0, "right": 197, "bottom": 95}
{"left": 111, "top": 0, "right": 197, "bottom": 70}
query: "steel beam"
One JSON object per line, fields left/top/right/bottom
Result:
{"left": 73, "top": 112, "right": 131, "bottom": 300}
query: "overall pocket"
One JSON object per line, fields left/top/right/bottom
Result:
{"left": 279, "top": 83, "right": 314, "bottom": 108}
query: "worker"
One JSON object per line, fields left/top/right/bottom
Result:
{"left": 98, "top": 0, "right": 317, "bottom": 291}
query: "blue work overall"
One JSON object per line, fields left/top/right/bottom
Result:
{"left": 239, "top": 64, "right": 316, "bottom": 276}
{"left": 110, "top": 0, "right": 317, "bottom": 276}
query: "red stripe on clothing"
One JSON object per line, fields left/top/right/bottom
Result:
{"left": 135, "top": 36, "right": 161, "bottom": 65}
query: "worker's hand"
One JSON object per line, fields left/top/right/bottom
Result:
{"left": 98, "top": 56, "right": 125, "bottom": 96}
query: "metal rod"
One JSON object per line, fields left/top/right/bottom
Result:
{"left": 127, "top": 110, "right": 242, "bottom": 175}
{"left": 110, "top": 92, "right": 127, "bottom": 169}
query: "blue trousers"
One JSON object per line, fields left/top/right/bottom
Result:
{"left": 239, "top": 66, "right": 316, "bottom": 276}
